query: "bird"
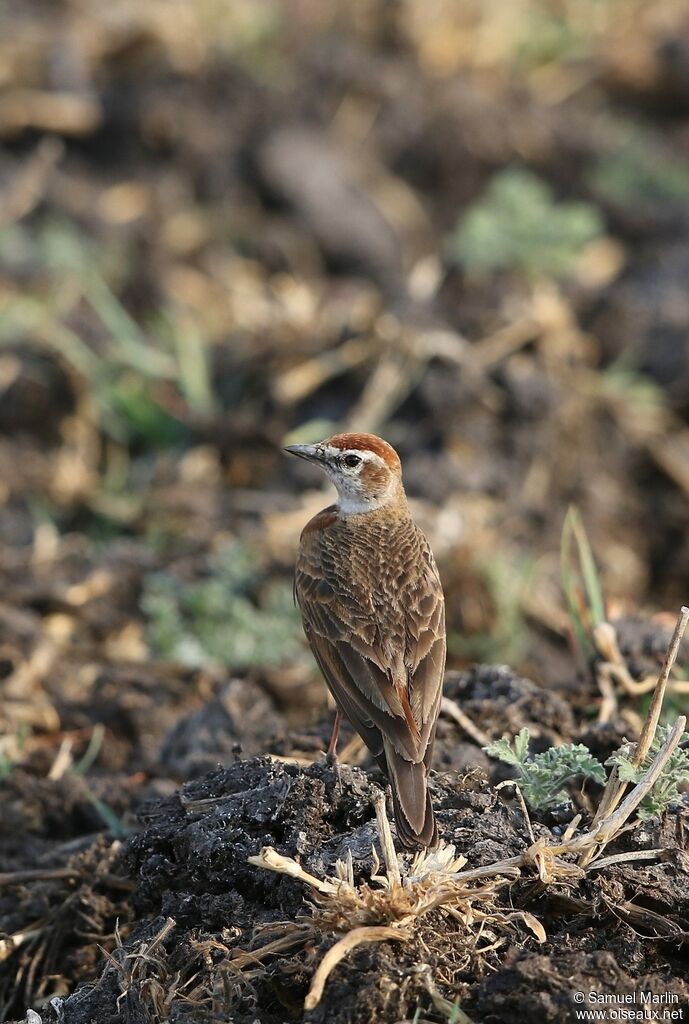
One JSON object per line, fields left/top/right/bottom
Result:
{"left": 285, "top": 432, "right": 446, "bottom": 848}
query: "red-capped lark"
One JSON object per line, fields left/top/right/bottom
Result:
{"left": 286, "top": 432, "right": 446, "bottom": 849}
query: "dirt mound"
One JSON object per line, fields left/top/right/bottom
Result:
{"left": 20, "top": 743, "right": 685, "bottom": 1024}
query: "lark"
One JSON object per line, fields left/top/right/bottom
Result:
{"left": 286, "top": 432, "right": 446, "bottom": 848}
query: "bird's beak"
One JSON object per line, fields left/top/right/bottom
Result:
{"left": 284, "top": 443, "right": 325, "bottom": 464}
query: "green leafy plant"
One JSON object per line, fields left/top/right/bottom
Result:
{"left": 486, "top": 724, "right": 689, "bottom": 820}
{"left": 448, "top": 167, "right": 604, "bottom": 278}
{"left": 607, "top": 724, "right": 689, "bottom": 820}
{"left": 142, "top": 542, "right": 305, "bottom": 671}
{"left": 0, "top": 750, "right": 16, "bottom": 780}
{"left": 484, "top": 727, "right": 606, "bottom": 810}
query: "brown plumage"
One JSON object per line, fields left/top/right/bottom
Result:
{"left": 285, "top": 432, "right": 446, "bottom": 848}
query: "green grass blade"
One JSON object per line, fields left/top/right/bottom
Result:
{"left": 561, "top": 506, "right": 604, "bottom": 661}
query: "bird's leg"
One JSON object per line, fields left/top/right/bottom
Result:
{"left": 326, "top": 710, "right": 342, "bottom": 764}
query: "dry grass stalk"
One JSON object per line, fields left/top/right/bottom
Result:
{"left": 440, "top": 696, "right": 491, "bottom": 747}
{"left": 593, "top": 613, "right": 689, "bottom": 726}
{"left": 304, "top": 926, "right": 409, "bottom": 1011}
{"left": 0, "top": 868, "right": 76, "bottom": 888}
{"left": 0, "top": 136, "right": 64, "bottom": 226}
{"left": 634, "top": 606, "right": 689, "bottom": 765}
{"left": 273, "top": 338, "right": 372, "bottom": 405}
{"left": 579, "top": 606, "right": 689, "bottom": 867}
{"left": 495, "top": 780, "right": 536, "bottom": 845}
{"left": 372, "top": 789, "right": 401, "bottom": 888}
{"left": 229, "top": 925, "right": 317, "bottom": 972}
{"left": 0, "top": 927, "right": 47, "bottom": 965}
{"left": 584, "top": 716, "right": 686, "bottom": 851}
{"left": 99, "top": 916, "right": 177, "bottom": 1018}
{"left": 586, "top": 848, "right": 666, "bottom": 872}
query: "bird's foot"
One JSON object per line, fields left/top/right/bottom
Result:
{"left": 325, "top": 753, "right": 343, "bottom": 794}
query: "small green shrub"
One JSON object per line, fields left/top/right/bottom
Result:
{"left": 607, "top": 724, "right": 689, "bottom": 820}
{"left": 448, "top": 168, "right": 604, "bottom": 278}
{"left": 484, "top": 727, "right": 606, "bottom": 810}
{"left": 485, "top": 725, "right": 689, "bottom": 820}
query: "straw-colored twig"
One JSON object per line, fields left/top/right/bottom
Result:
{"left": 372, "top": 789, "right": 401, "bottom": 888}
{"left": 592, "top": 716, "right": 686, "bottom": 847}
{"left": 440, "top": 697, "right": 491, "bottom": 748}
{"left": 580, "top": 606, "right": 689, "bottom": 867}
{"left": 304, "top": 926, "right": 409, "bottom": 1011}
{"left": 247, "top": 846, "right": 334, "bottom": 895}
{"left": 634, "top": 607, "right": 689, "bottom": 767}
{"left": 0, "top": 867, "right": 77, "bottom": 887}
{"left": 593, "top": 614, "right": 689, "bottom": 727}
{"left": 586, "top": 849, "right": 665, "bottom": 872}
{"left": 0, "top": 927, "right": 47, "bottom": 964}
{"left": 495, "top": 780, "right": 536, "bottom": 845}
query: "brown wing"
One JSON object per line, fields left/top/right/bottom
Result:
{"left": 402, "top": 528, "right": 446, "bottom": 751}
{"left": 295, "top": 510, "right": 446, "bottom": 776}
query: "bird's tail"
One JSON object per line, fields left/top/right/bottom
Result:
{"left": 383, "top": 740, "right": 437, "bottom": 849}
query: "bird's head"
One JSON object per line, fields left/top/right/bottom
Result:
{"left": 285, "top": 432, "right": 404, "bottom": 514}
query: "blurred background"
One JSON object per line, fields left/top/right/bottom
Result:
{"left": 3, "top": 0, "right": 689, "bottom": 782}
{"left": 5, "top": 2, "right": 689, "bottom": 1013}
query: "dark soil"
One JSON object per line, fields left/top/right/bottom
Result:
{"left": 2, "top": 665, "right": 689, "bottom": 1024}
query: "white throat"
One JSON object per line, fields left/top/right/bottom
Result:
{"left": 337, "top": 495, "right": 378, "bottom": 515}
{"left": 336, "top": 477, "right": 399, "bottom": 515}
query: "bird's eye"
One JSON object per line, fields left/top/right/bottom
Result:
{"left": 343, "top": 453, "right": 362, "bottom": 468}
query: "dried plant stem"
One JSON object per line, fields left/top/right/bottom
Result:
{"left": 577, "top": 718, "right": 686, "bottom": 868}
{"left": 230, "top": 926, "right": 316, "bottom": 970}
{"left": 0, "top": 927, "right": 47, "bottom": 963}
{"left": 579, "top": 606, "right": 689, "bottom": 867}
{"left": 0, "top": 867, "right": 77, "bottom": 887}
{"left": 634, "top": 606, "right": 689, "bottom": 767}
{"left": 304, "top": 926, "right": 409, "bottom": 1010}
{"left": 586, "top": 849, "right": 665, "bottom": 872}
{"left": 594, "top": 620, "right": 689, "bottom": 712}
{"left": 584, "top": 762, "right": 623, "bottom": 845}
{"left": 247, "top": 847, "right": 333, "bottom": 894}
{"left": 592, "top": 716, "right": 686, "bottom": 847}
{"left": 141, "top": 916, "right": 176, "bottom": 958}
{"left": 440, "top": 697, "right": 491, "bottom": 747}
{"left": 372, "top": 789, "right": 401, "bottom": 888}
{"left": 495, "top": 780, "right": 535, "bottom": 845}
